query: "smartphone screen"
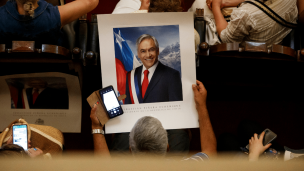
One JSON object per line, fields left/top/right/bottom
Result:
{"left": 12, "top": 124, "right": 28, "bottom": 150}
{"left": 99, "top": 86, "right": 124, "bottom": 119}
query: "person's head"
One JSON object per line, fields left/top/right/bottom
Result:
{"left": 15, "top": 0, "right": 39, "bottom": 18}
{"left": 149, "top": 0, "right": 183, "bottom": 12}
{"left": 129, "top": 116, "right": 168, "bottom": 156}
{"left": 0, "top": 144, "right": 28, "bottom": 158}
{"left": 136, "top": 34, "right": 159, "bottom": 69}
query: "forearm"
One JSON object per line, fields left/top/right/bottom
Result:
{"left": 212, "top": 6, "right": 228, "bottom": 36}
{"left": 93, "top": 133, "right": 111, "bottom": 158}
{"left": 197, "top": 105, "right": 217, "bottom": 156}
{"left": 222, "top": 0, "right": 244, "bottom": 8}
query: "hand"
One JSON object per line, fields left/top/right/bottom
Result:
{"left": 206, "top": 0, "right": 213, "bottom": 10}
{"left": 207, "top": 0, "right": 224, "bottom": 10}
{"left": 248, "top": 131, "right": 272, "bottom": 161}
{"left": 139, "top": 0, "right": 150, "bottom": 10}
{"left": 27, "top": 147, "right": 43, "bottom": 158}
{"left": 90, "top": 103, "right": 103, "bottom": 129}
{"left": 192, "top": 80, "right": 207, "bottom": 110}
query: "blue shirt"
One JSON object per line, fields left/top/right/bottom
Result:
{"left": 0, "top": 0, "right": 64, "bottom": 48}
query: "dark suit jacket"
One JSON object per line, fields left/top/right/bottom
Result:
{"left": 26, "top": 87, "right": 69, "bottom": 109}
{"left": 125, "top": 62, "right": 183, "bottom": 104}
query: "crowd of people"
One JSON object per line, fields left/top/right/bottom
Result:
{"left": 0, "top": 0, "right": 303, "bottom": 161}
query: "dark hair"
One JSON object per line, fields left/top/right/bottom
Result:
{"left": 149, "top": 0, "right": 183, "bottom": 12}
{"left": 0, "top": 144, "right": 28, "bottom": 158}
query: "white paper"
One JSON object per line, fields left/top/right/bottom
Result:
{"left": 98, "top": 13, "right": 198, "bottom": 133}
{"left": 0, "top": 72, "right": 82, "bottom": 133}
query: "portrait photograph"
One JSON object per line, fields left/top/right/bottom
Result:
{"left": 113, "top": 25, "right": 183, "bottom": 105}
{"left": 5, "top": 77, "right": 69, "bottom": 110}
{"left": 0, "top": 72, "right": 82, "bottom": 132}
{"left": 98, "top": 12, "right": 198, "bottom": 133}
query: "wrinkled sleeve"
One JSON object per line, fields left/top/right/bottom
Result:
{"left": 112, "top": 0, "right": 141, "bottom": 14}
{"left": 220, "top": 8, "right": 252, "bottom": 43}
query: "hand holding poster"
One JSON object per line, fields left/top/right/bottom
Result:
{"left": 98, "top": 13, "right": 198, "bottom": 133}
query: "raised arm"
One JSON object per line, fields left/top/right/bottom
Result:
{"left": 210, "top": 0, "right": 228, "bottom": 36}
{"left": 192, "top": 80, "right": 217, "bottom": 156}
{"left": 90, "top": 104, "right": 111, "bottom": 157}
{"left": 58, "top": 0, "right": 99, "bottom": 26}
{"left": 207, "top": 0, "right": 245, "bottom": 10}
{"left": 139, "top": 0, "right": 150, "bottom": 10}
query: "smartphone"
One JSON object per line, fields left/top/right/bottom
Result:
{"left": 99, "top": 85, "right": 124, "bottom": 119}
{"left": 246, "top": 128, "right": 277, "bottom": 149}
{"left": 12, "top": 124, "right": 28, "bottom": 150}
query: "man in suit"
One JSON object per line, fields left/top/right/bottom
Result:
{"left": 25, "top": 79, "right": 69, "bottom": 109}
{"left": 125, "top": 34, "right": 183, "bottom": 104}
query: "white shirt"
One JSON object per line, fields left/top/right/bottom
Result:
{"left": 112, "top": 0, "right": 141, "bottom": 14}
{"left": 141, "top": 61, "right": 159, "bottom": 85}
{"left": 32, "top": 88, "right": 45, "bottom": 95}
{"left": 220, "top": 0, "right": 298, "bottom": 48}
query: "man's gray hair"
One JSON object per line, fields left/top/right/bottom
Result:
{"left": 136, "top": 34, "right": 159, "bottom": 51}
{"left": 129, "top": 116, "right": 168, "bottom": 156}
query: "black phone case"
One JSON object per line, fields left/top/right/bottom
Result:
{"left": 99, "top": 85, "right": 124, "bottom": 119}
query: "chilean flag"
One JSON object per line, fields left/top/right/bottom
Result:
{"left": 114, "top": 28, "right": 140, "bottom": 104}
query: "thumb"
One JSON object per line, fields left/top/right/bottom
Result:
{"left": 192, "top": 84, "right": 198, "bottom": 92}
{"left": 91, "top": 104, "right": 97, "bottom": 113}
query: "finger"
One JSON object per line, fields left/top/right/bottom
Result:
{"left": 259, "top": 131, "right": 265, "bottom": 141}
{"left": 264, "top": 143, "right": 272, "bottom": 149}
{"left": 196, "top": 80, "right": 206, "bottom": 92}
{"left": 254, "top": 133, "right": 258, "bottom": 140}
{"left": 251, "top": 136, "right": 254, "bottom": 141}
{"left": 90, "top": 104, "right": 97, "bottom": 115}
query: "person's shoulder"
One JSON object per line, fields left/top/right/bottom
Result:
{"left": 182, "top": 152, "right": 209, "bottom": 162}
{"left": 158, "top": 62, "right": 179, "bottom": 74}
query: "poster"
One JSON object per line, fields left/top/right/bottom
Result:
{"left": 98, "top": 12, "right": 198, "bottom": 133}
{"left": 0, "top": 72, "right": 82, "bottom": 133}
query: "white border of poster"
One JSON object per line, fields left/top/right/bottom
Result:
{"left": 0, "top": 72, "right": 82, "bottom": 133}
{"left": 98, "top": 12, "right": 198, "bottom": 133}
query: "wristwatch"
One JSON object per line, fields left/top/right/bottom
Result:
{"left": 92, "top": 129, "right": 104, "bottom": 135}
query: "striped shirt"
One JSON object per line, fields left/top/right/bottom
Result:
{"left": 182, "top": 152, "right": 209, "bottom": 161}
{"left": 220, "top": 0, "right": 298, "bottom": 48}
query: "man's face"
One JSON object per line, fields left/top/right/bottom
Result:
{"left": 137, "top": 38, "right": 159, "bottom": 69}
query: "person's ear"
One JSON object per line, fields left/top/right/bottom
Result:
{"left": 167, "top": 144, "right": 170, "bottom": 152}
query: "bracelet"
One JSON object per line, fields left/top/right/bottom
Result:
{"left": 92, "top": 129, "right": 104, "bottom": 135}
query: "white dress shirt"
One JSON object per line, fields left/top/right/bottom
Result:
{"left": 32, "top": 88, "right": 45, "bottom": 95}
{"left": 112, "top": 0, "right": 141, "bottom": 14}
{"left": 141, "top": 61, "right": 159, "bottom": 85}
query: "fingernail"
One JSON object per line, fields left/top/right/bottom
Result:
{"left": 96, "top": 101, "right": 99, "bottom": 105}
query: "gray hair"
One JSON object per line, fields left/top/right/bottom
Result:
{"left": 129, "top": 116, "right": 168, "bottom": 156}
{"left": 136, "top": 34, "right": 159, "bottom": 51}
